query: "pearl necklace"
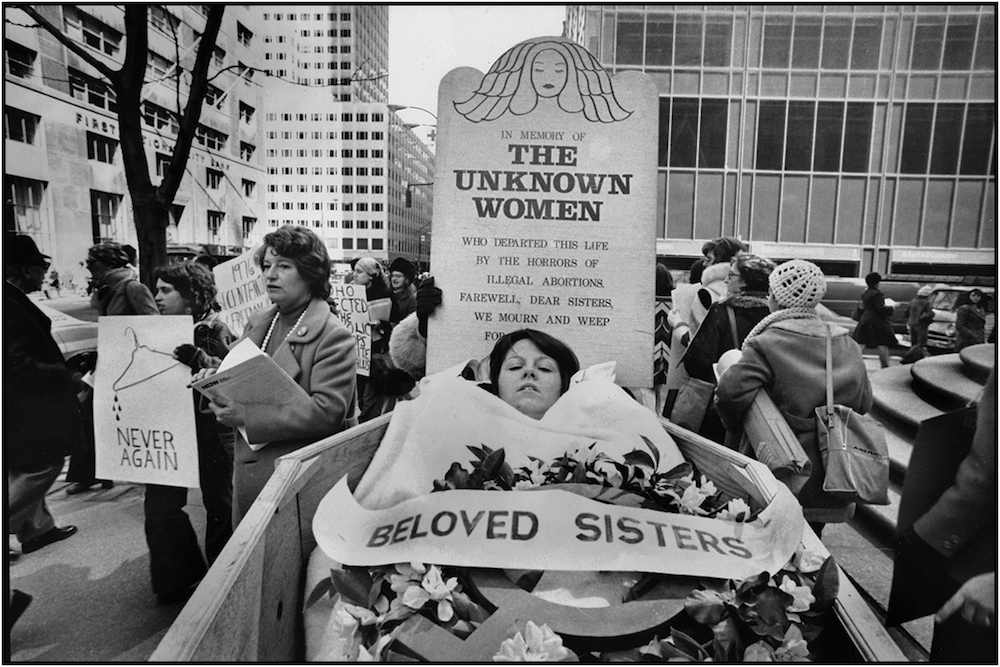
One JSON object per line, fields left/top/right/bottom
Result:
{"left": 261, "top": 308, "right": 308, "bottom": 354}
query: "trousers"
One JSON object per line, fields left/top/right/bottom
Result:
{"left": 9, "top": 459, "right": 64, "bottom": 543}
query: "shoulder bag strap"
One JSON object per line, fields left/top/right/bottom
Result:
{"left": 823, "top": 324, "right": 835, "bottom": 424}
{"left": 726, "top": 305, "right": 740, "bottom": 349}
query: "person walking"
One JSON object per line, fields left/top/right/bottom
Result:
{"left": 716, "top": 259, "right": 873, "bottom": 536}
{"left": 905, "top": 285, "right": 935, "bottom": 351}
{"left": 67, "top": 242, "right": 158, "bottom": 493}
{"left": 5, "top": 235, "right": 83, "bottom": 557}
{"left": 852, "top": 272, "right": 896, "bottom": 369}
{"left": 353, "top": 258, "right": 394, "bottom": 422}
{"left": 146, "top": 262, "right": 236, "bottom": 604}
{"left": 954, "top": 288, "right": 987, "bottom": 352}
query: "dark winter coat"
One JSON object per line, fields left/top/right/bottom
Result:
{"left": 716, "top": 316, "right": 873, "bottom": 523}
{"left": 853, "top": 287, "right": 896, "bottom": 347}
{"left": 683, "top": 295, "right": 770, "bottom": 383}
{"left": 954, "top": 304, "right": 986, "bottom": 352}
{"left": 90, "top": 267, "right": 158, "bottom": 316}
{"left": 4, "top": 282, "right": 86, "bottom": 468}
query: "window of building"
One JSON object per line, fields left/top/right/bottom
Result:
{"left": 64, "top": 7, "right": 121, "bottom": 56}
{"left": 237, "top": 62, "right": 253, "bottom": 84}
{"left": 784, "top": 102, "right": 814, "bottom": 171}
{"left": 343, "top": 219, "right": 354, "bottom": 228}
{"left": 147, "top": 51, "right": 173, "bottom": 80}
{"left": 357, "top": 149, "right": 368, "bottom": 158}
{"left": 943, "top": 16, "right": 977, "bottom": 70}
{"left": 204, "top": 84, "right": 225, "bottom": 107}
{"left": 195, "top": 125, "right": 227, "bottom": 150}
{"left": 156, "top": 152, "right": 171, "bottom": 177}
{"left": 206, "top": 168, "right": 223, "bottom": 189}
{"left": 792, "top": 18, "right": 822, "bottom": 69}
{"left": 86, "top": 131, "right": 117, "bottom": 164}
{"left": 142, "top": 102, "right": 178, "bottom": 133}
{"left": 645, "top": 17, "right": 673, "bottom": 66}
{"left": 240, "top": 142, "right": 256, "bottom": 161}
{"left": 813, "top": 102, "right": 844, "bottom": 171}
{"left": 149, "top": 6, "right": 179, "bottom": 34}
{"left": 5, "top": 40, "right": 36, "bottom": 79}
{"left": 912, "top": 18, "right": 945, "bottom": 70}
{"left": 762, "top": 16, "right": 792, "bottom": 67}
{"left": 755, "top": 101, "right": 786, "bottom": 170}
{"left": 974, "top": 16, "right": 995, "bottom": 69}
{"left": 237, "top": 22, "right": 253, "bottom": 47}
{"left": 900, "top": 103, "right": 933, "bottom": 173}
{"left": 242, "top": 179, "right": 256, "bottom": 197}
{"left": 238, "top": 101, "right": 255, "bottom": 123}
{"left": 842, "top": 103, "right": 873, "bottom": 172}
{"left": 7, "top": 177, "right": 45, "bottom": 235}
{"left": 207, "top": 210, "right": 224, "bottom": 240}
{"left": 90, "top": 190, "right": 122, "bottom": 242}
{"left": 659, "top": 97, "right": 726, "bottom": 169}
{"left": 4, "top": 106, "right": 39, "bottom": 144}
{"left": 851, "top": 19, "right": 882, "bottom": 70}
{"left": 343, "top": 149, "right": 354, "bottom": 158}
{"left": 704, "top": 17, "right": 732, "bottom": 67}
{"left": 69, "top": 69, "right": 117, "bottom": 112}
{"left": 821, "top": 19, "right": 851, "bottom": 69}
{"left": 961, "top": 104, "right": 995, "bottom": 175}
{"left": 372, "top": 239, "right": 383, "bottom": 251}
{"left": 242, "top": 216, "right": 256, "bottom": 241}
{"left": 356, "top": 238, "right": 369, "bottom": 250}
{"left": 343, "top": 238, "right": 354, "bottom": 250}
{"left": 357, "top": 167, "right": 368, "bottom": 176}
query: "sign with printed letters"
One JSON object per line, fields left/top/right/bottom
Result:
{"left": 94, "top": 316, "right": 199, "bottom": 488}
{"left": 427, "top": 36, "right": 659, "bottom": 386}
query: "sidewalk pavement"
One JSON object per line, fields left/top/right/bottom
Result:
{"left": 8, "top": 472, "right": 206, "bottom": 662}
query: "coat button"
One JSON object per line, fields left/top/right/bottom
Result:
{"left": 297, "top": 327, "right": 307, "bottom": 336}
{"left": 943, "top": 535, "right": 959, "bottom": 551}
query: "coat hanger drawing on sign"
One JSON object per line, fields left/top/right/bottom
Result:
{"left": 112, "top": 327, "right": 183, "bottom": 392}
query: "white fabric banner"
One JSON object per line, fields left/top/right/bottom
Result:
{"left": 314, "top": 475, "right": 803, "bottom": 580}
{"left": 94, "top": 316, "right": 199, "bottom": 488}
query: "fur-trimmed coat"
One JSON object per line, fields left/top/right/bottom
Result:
{"left": 683, "top": 295, "right": 770, "bottom": 383}
{"left": 715, "top": 317, "right": 873, "bottom": 523}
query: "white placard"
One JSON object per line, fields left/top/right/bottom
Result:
{"left": 94, "top": 316, "right": 199, "bottom": 488}
{"left": 426, "top": 37, "right": 659, "bottom": 387}
{"left": 329, "top": 283, "right": 371, "bottom": 377}
{"left": 213, "top": 245, "right": 269, "bottom": 335}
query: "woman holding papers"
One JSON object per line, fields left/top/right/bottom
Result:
{"left": 199, "top": 226, "right": 358, "bottom": 521}
{"left": 715, "top": 260, "right": 872, "bottom": 535}
{"left": 149, "top": 261, "right": 235, "bottom": 604}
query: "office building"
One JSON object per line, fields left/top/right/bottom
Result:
{"left": 258, "top": 5, "right": 434, "bottom": 266}
{"left": 566, "top": 5, "right": 995, "bottom": 279}
{"left": 4, "top": 4, "right": 266, "bottom": 279}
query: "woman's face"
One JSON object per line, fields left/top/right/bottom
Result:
{"left": 497, "top": 339, "right": 564, "bottom": 420}
{"left": 154, "top": 279, "right": 191, "bottom": 315}
{"left": 390, "top": 271, "right": 408, "bottom": 291}
{"left": 261, "top": 247, "right": 311, "bottom": 311}
{"left": 726, "top": 264, "right": 744, "bottom": 297}
{"left": 353, "top": 265, "right": 372, "bottom": 286}
{"left": 86, "top": 257, "right": 108, "bottom": 281}
{"left": 531, "top": 49, "right": 568, "bottom": 98}
{"left": 970, "top": 291, "right": 982, "bottom": 304}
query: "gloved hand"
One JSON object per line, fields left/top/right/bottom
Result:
{"left": 415, "top": 276, "right": 442, "bottom": 337}
{"left": 174, "top": 344, "right": 210, "bottom": 372}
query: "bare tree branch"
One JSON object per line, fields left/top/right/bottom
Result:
{"left": 161, "top": 4, "right": 224, "bottom": 200}
{"left": 16, "top": 5, "right": 119, "bottom": 83}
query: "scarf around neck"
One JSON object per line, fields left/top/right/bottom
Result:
{"left": 742, "top": 307, "right": 822, "bottom": 348}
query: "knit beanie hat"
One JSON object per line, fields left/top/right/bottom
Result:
{"left": 916, "top": 285, "right": 933, "bottom": 297}
{"left": 87, "top": 241, "right": 130, "bottom": 269}
{"left": 355, "top": 257, "right": 382, "bottom": 277}
{"left": 769, "top": 259, "right": 826, "bottom": 309}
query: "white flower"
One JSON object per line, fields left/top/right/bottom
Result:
{"left": 400, "top": 564, "right": 459, "bottom": 622}
{"left": 790, "top": 544, "right": 826, "bottom": 574}
{"left": 717, "top": 497, "right": 752, "bottom": 522}
{"left": 744, "top": 640, "right": 776, "bottom": 661}
{"left": 315, "top": 597, "right": 364, "bottom": 661}
{"left": 774, "top": 625, "right": 810, "bottom": 661}
{"left": 778, "top": 576, "right": 815, "bottom": 613}
{"left": 672, "top": 475, "right": 717, "bottom": 515}
{"left": 357, "top": 633, "right": 394, "bottom": 662}
{"left": 518, "top": 459, "right": 549, "bottom": 488}
{"left": 388, "top": 562, "right": 426, "bottom": 594}
{"left": 493, "top": 621, "right": 572, "bottom": 662}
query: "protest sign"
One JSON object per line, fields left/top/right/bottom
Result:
{"left": 314, "top": 476, "right": 803, "bottom": 582}
{"left": 213, "top": 245, "right": 269, "bottom": 335}
{"left": 329, "top": 282, "right": 371, "bottom": 376}
{"left": 426, "top": 36, "right": 659, "bottom": 387}
{"left": 94, "top": 316, "right": 199, "bottom": 487}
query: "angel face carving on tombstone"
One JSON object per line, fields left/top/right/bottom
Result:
{"left": 453, "top": 38, "right": 632, "bottom": 124}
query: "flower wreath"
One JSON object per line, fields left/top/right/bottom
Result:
{"left": 308, "top": 438, "right": 839, "bottom": 662}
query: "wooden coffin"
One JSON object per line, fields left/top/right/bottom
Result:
{"left": 150, "top": 413, "right": 905, "bottom": 662}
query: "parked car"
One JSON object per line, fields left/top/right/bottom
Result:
{"left": 36, "top": 303, "right": 98, "bottom": 370}
{"left": 816, "top": 303, "right": 858, "bottom": 337}
{"left": 926, "top": 285, "right": 996, "bottom": 352}
{"left": 821, "top": 277, "right": 918, "bottom": 337}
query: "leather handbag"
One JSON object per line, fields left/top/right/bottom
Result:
{"left": 814, "top": 325, "right": 890, "bottom": 505}
{"left": 850, "top": 300, "right": 863, "bottom": 321}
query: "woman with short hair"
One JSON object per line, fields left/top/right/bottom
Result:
{"left": 955, "top": 289, "right": 988, "bottom": 352}
{"left": 198, "top": 225, "right": 357, "bottom": 521}
{"left": 853, "top": 272, "right": 896, "bottom": 368}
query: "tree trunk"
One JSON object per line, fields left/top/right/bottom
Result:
{"left": 133, "top": 198, "right": 170, "bottom": 286}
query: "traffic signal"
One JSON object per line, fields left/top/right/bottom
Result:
{"left": 405, "top": 189, "right": 412, "bottom": 208}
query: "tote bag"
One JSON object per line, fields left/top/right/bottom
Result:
{"left": 814, "top": 326, "right": 890, "bottom": 505}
